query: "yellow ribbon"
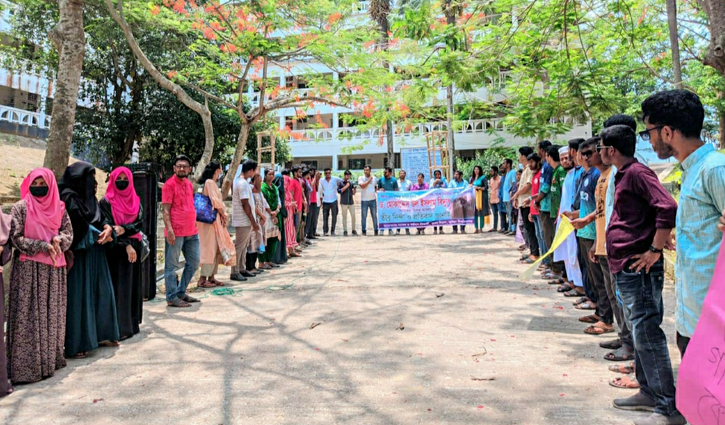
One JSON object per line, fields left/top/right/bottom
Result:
{"left": 519, "top": 215, "right": 576, "bottom": 281}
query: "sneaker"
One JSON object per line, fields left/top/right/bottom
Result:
{"left": 613, "top": 392, "right": 656, "bottom": 412}
{"left": 344, "top": 231, "right": 348, "bottom": 236}
{"left": 434, "top": 229, "right": 438, "bottom": 235}
{"left": 352, "top": 230, "right": 359, "bottom": 236}
{"left": 331, "top": 232, "right": 336, "bottom": 236}
{"left": 324, "top": 233, "right": 329, "bottom": 236}
{"left": 405, "top": 229, "right": 410, "bottom": 235}
{"left": 461, "top": 229, "right": 466, "bottom": 233}
{"left": 634, "top": 413, "right": 687, "bottom": 425}
{"left": 439, "top": 229, "right": 445, "bottom": 234}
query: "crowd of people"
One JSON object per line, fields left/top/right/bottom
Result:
{"left": 0, "top": 89, "right": 724, "bottom": 425}
{"left": 506, "top": 89, "right": 725, "bottom": 425}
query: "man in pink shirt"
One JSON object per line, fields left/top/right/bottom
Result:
{"left": 306, "top": 168, "right": 321, "bottom": 239}
{"left": 162, "top": 155, "right": 201, "bottom": 307}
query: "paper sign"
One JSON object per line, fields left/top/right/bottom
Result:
{"left": 677, "top": 234, "right": 725, "bottom": 425}
{"left": 519, "top": 215, "right": 575, "bottom": 281}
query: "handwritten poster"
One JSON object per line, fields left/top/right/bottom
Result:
{"left": 376, "top": 187, "right": 474, "bottom": 229}
{"left": 677, "top": 234, "right": 725, "bottom": 425}
{"left": 400, "top": 147, "right": 442, "bottom": 182}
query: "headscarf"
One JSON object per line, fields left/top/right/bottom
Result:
{"left": 59, "top": 161, "right": 103, "bottom": 246}
{"left": 105, "top": 167, "right": 142, "bottom": 240}
{"left": 274, "top": 173, "right": 287, "bottom": 219}
{"left": 19, "top": 168, "right": 67, "bottom": 267}
{"left": 261, "top": 180, "right": 279, "bottom": 211}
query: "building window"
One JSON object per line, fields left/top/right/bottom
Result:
{"left": 383, "top": 154, "right": 401, "bottom": 169}
{"left": 301, "top": 160, "right": 318, "bottom": 168}
{"left": 27, "top": 93, "right": 38, "bottom": 103}
{"left": 348, "top": 158, "right": 366, "bottom": 170}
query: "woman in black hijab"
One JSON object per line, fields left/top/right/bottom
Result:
{"left": 271, "top": 172, "right": 288, "bottom": 264}
{"left": 60, "top": 162, "right": 120, "bottom": 358}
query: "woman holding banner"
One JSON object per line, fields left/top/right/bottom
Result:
{"left": 470, "top": 166, "right": 490, "bottom": 233}
{"left": 429, "top": 170, "right": 448, "bottom": 234}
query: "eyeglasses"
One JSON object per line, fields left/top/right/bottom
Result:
{"left": 639, "top": 125, "right": 665, "bottom": 141}
{"left": 580, "top": 150, "right": 596, "bottom": 158}
{"left": 595, "top": 144, "right": 611, "bottom": 152}
{"left": 175, "top": 165, "right": 190, "bottom": 169}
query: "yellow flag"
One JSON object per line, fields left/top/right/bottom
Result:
{"left": 519, "top": 215, "right": 576, "bottom": 281}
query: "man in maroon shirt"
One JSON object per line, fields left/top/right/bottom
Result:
{"left": 602, "top": 125, "right": 683, "bottom": 425}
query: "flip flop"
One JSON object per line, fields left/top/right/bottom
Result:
{"left": 609, "top": 375, "right": 640, "bottom": 389}
{"left": 557, "top": 283, "right": 575, "bottom": 292}
{"left": 600, "top": 339, "right": 623, "bottom": 350}
{"left": 609, "top": 364, "right": 635, "bottom": 374}
{"left": 168, "top": 298, "right": 191, "bottom": 308}
{"left": 578, "top": 314, "right": 600, "bottom": 323}
{"left": 183, "top": 295, "right": 200, "bottom": 303}
{"left": 574, "top": 301, "right": 597, "bottom": 310}
{"left": 604, "top": 346, "right": 635, "bottom": 361}
{"left": 584, "top": 325, "right": 615, "bottom": 335}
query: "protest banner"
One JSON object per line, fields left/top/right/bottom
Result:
{"left": 376, "top": 187, "right": 474, "bottom": 229}
{"left": 519, "top": 215, "right": 575, "bottom": 281}
{"left": 676, "top": 234, "right": 725, "bottom": 425}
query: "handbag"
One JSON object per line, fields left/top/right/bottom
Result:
{"left": 194, "top": 193, "right": 218, "bottom": 224}
{"left": 139, "top": 233, "right": 151, "bottom": 262}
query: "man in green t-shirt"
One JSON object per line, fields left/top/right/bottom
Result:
{"left": 546, "top": 145, "right": 567, "bottom": 276}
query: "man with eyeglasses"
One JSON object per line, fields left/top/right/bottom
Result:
{"left": 602, "top": 124, "right": 682, "bottom": 425}
{"left": 162, "top": 155, "right": 201, "bottom": 307}
{"left": 319, "top": 168, "right": 341, "bottom": 236}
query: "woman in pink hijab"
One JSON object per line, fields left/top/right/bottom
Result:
{"left": 7, "top": 168, "right": 73, "bottom": 384}
{"left": 99, "top": 167, "right": 144, "bottom": 340}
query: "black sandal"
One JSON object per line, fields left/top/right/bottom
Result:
{"left": 183, "top": 295, "right": 200, "bottom": 303}
{"left": 168, "top": 298, "right": 191, "bottom": 308}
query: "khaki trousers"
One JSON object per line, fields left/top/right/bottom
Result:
{"left": 341, "top": 204, "right": 356, "bottom": 232}
{"left": 232, "top": 226, "right": 252, "bottom": 274}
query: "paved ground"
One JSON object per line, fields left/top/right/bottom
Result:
{"left": 0, "top": 225, "right": 681, "bottom": 425}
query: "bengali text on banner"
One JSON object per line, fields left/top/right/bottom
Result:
{"left": 376, "top": 187, "right": 475, "bottom": 229}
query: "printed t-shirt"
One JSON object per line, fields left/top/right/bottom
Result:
{"left": 530, "top": 170, "right": 541, "bottom": 216}
{"left": 577, "top": 167, "right": 601, "bottom": 240}
{"left": 549, "top": 165, "right": 567, "bottom": 219}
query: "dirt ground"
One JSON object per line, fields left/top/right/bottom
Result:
{"left": 0, "top": 220, "right": 681, "bottom": 425}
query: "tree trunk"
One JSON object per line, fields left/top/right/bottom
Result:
{"left": 386, "top": 120, "right": 394, "bottom": 170}
{"left": 44, "top": 0, "right": 85, "bottom": 178}
{"left": 221, "top": 122, "right": 251, "bottom": 200}
{"left": 446, "top": 83, "right": 455, "bottom": 177}
{"left": 701, "top": 0, "right": 725, "bottom": 76}
{"left": 666, "top": 0, "right": 682, "bottom": 88}
{"left": 105, "top": 0, "right": 215, "bottom": 177}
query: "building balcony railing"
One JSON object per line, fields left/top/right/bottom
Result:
{"left": 0, "top": 104, "right": 49, "bottom": 129}
{"left": 289, "top": 118, "right": 509, "bottom": 142}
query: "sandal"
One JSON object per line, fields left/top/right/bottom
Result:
{"left": 599, "top": 339, "right": 622, "bottom": 350}
{"left": 197, "top": 280, "right": 216, "bottom": 288}
{"left": 604, "top": 346, "right": 635, "bottom": 361}
{"left": 557, "top": 282, "right": 575, "bottom": 292}
{"left": 563, "top": 291, "right": 585, "bottom": 298}
{"left": 578, "top": 314, "right": 600, "bottom": 324}
{"left": 168, "top": 298, "right": 191, "bottom": 308}
{"left": 71, "top": 351, "right": 89, "bottom": 359}
{"left": 609, "top": 375, "right": 640, "bottom": 389}
{"left": 609, "top": 363, "right": 635, "bottom": 374}
{"left": 183, "top": 295, "right": 200, "bottom": 303}
{"left": 584, "top": 324, "right": 615, "bottom": 335}
{"left": 209, "top": 278, "right": 225, "bottom": 287}
{"left": 549, "top": 278, "right": 566, "bottom": 285}
{"left": 574, "top": 301, "right": 597, "bottom": 310}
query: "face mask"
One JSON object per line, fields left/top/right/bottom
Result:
{"left": 115, "top": 180, "right": 130, "bottom": 190}
{"left": 30, "top": 186, "right": 49, "bottom": 197}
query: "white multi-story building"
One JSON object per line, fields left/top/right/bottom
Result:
{"left": 0, "top": 0, "right": 52, "bottom": 140}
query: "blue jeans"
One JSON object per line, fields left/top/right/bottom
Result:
{"left": 532, "top": 215, "right": 548, "bottom": 263}
{"left": 505, "top": 201, "right": 515, "bottom": 232}
{"left": 490, "top": 203, "right": 500, "bottom": 230}
{"left": 615, "top": 258, "right": 678, "bottom": 416}
{"left": 164, "top": 234, "right": 201, "bottom": 302}
{"left": 360, "top": 200, "right": 378, "bottom": 233}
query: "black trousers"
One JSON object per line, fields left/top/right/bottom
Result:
{"left": 306, "top": 203, "right": 320, "bottom": 238}
{"left": 520, "top": 207, "right": 539, "bottom": 256}
{"left": 323, "top": 201, "right": 338, "bottom": 234}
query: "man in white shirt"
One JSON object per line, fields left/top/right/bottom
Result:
{"left": 231, "top": 159, "right": 259, "bottom": 281}
{"left": 358, "top": 165, "right": 378, "bottom": 236}
{"left": 318, "top": 168, "right": 341, "bottom": 236}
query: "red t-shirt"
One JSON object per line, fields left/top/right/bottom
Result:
{"left": 162, "top": 174, "right": 198, "bottom": 237}
{"left": 530, "top": 170, "right": 541, "bottom": 216}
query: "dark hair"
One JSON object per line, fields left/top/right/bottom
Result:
{"left": 527, "top": 153, "right": 541, "bottom": 163}
{"left": 641, "top": 89, "right": 704, "bottom": 139}
{"left": 604, "top": 114, "right": 637, "bottom": 132}
{"left": 580, "top": 137, "right": 600, "bottom": 151}
{"left": 344, "top": 170, "right": 351, "bottom": 175}
{"left": 174, "top": 154, "right": 192, "bottom": 166}
{"left": 242, "top": 159, "right": 258, "bottom": 173}
{"left": 291, "top": 165, "right": 301, "bottom": 173}
{"left": 384, "top": 166, "right": 393, "bottom": 173}
{"left": 324, "top": 168, "right": 332, "bottom": 172}
{"left": 490, "top": 165, "right": 499, "bottom": 173}
{"left": 197, "top": 160, "right": 221, "bottom": 185}
{"left": 302, "top": 169, "right": 311, "bottom": 177}
{"left": 505, "top": 158, "right": 514, "bottom": 167}
{"left": 537, "top": 140, "right": 552, "bottom": 151}
{"left": 281, "top": 168, "right": 291, "bottom": 176}
{"left": 601, "top": 125, "right": 637, "bottom": 157}
{"left": 547, "top": 146, "right": 560, "bottom": 162}
{"left": 364, "top": 165, "right": 371, "bottom": 171}
{"left": 519, "top": 146, "right": 534, "bottom": 157}
{"left": 417, "top": 173, "right": 425, "bottom": 178}
{"left": 310, "top": 167, "right": 317, "bottom": 172}
{"left": 434, "top": 169, "right": 442, "bottom": 176}
{"left": 264, "top": 169, "right": 275, "bottom": 178}
{"left": 472, "top": 165, "right": 484, "bottom": 178}
{"left": 568, "top": 138, "right": 585, "bottom": 152}
{"left": 516, "top": 169, "right": 522, "bottom": 174}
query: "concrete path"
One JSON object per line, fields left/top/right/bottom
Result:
{"left": 0, "top": 231, "right": 680, "bottom": 425}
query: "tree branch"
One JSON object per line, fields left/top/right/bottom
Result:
{"left": 180, "top": 81, "right": 238, "bottom": 110}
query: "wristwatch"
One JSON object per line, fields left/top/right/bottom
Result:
{"left": 649, "top": 245, "right": 663, "bottom": 254}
